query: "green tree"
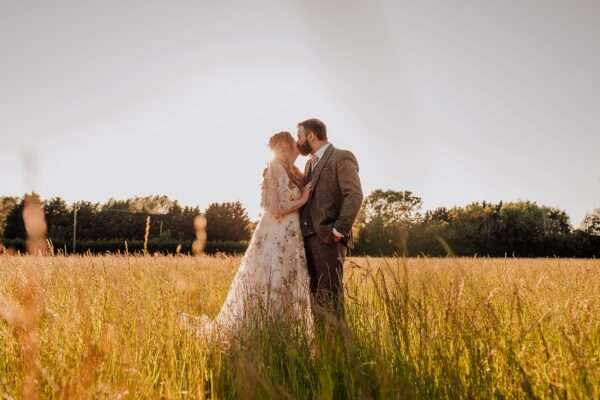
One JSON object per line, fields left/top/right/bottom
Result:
{"left": 44, "top": 197, "right": 71, "bottom": 242}
{"left": 72, "top": 201, "right": 102, "bottom": 241}
{"left": 541, "top": 206, "right": 571, "bottom": 235}
{"left": 128, "top": 195, "right": 175, "bottom": 215}
{"left": 358, "top": 190, "right": 423, "bottom": 226}
{"left": 4, "top": 198, "right": 26, "bottom": 239}
{"left": 0, "top": 196, "right": 18, "bottom": 238}
{"left": 439, "top": 202, "right": 501, "bottom": 255}
{"left": 583, "top": 209, "right": 600, "bottom": 235}
{"left": 205, "top": 201, "right": 252, "bottom": 242}
{"left": 355, "top": 190, "right": 423, "bottom": 256}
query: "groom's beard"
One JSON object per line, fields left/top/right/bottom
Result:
{"left": 298, "top": 141, "right": 312, "bottom": 156}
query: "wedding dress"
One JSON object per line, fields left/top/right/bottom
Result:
{"left": 181, "top": 159, "right": 314, "bottom": 343}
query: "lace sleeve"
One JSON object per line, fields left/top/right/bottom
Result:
{"left": 261, "top": 161, "right": 293, "bottom": 217}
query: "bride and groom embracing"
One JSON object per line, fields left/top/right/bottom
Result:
{"left": 181, "top": 118, "right": 364, "bottom": 343}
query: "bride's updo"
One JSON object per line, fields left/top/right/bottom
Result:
{"left": 268, "top": 131, "right": 305, "bottom": 190}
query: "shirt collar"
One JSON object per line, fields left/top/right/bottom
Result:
{"left": 313, "top": 142, "right": 331, "bottom": 161}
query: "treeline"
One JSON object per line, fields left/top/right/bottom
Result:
{"left": 352, "top": 190, "right": 600, "bottom": 257}
{"left": 1, "top": 192, "right": 599, "bottom": 257}
{"left": 0, "top": 195, "right": 252, "bottom": 254}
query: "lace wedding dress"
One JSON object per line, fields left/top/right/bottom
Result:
{"left": 181, "top": 160, "right": 314, "bottom": 343}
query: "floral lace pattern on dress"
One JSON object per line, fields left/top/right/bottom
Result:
{"left": 189, "top": 159, "right": 313, "bottom": 343}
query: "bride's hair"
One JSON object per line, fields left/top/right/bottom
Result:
{"left": 268, "top": 131, "right": 305, "bottom": 190}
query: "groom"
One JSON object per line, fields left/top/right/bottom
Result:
{"left": 297, "top": 118, "right": 363, "bottom": 322}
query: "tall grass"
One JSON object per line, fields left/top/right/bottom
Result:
{"left": 0, "top": 255, "right": 599, "bottom": 399}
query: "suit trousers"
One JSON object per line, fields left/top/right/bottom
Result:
{"left": 304, "top": 234, "right": 347, "bottom": 321}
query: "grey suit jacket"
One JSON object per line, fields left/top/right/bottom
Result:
{"left": 300, "top": 144, "right": 364, "bottom": 247}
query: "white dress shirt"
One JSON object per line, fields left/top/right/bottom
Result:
{"left": 312, "top": 142, "right": 331, "bottom": 167}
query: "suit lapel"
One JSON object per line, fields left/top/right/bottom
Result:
{"left": 308, "top": 144, "right": 335, "bottom": 201}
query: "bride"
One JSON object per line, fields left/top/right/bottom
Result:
{"left": 181, "top": 131, "right": 314, "bottom": 343}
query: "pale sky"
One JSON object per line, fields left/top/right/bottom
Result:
{"left": 1, "top": 1, "right": 599, "bottom": 226}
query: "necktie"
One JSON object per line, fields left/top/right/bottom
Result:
{"left": 307, "top": 154, "right": 318, "bottom": 180}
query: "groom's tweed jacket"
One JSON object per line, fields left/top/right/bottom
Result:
{"left": 300, "top": 144, "right": 363, "bottom": 248}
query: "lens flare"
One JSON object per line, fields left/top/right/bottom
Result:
{"left": 22, "top": 193, "right": 48, "bottom": 255}
{"left": 193, "top": 215, "right": 207, "bottom": 255}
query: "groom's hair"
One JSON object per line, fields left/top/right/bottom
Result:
{"left": 298, "top": 118, "right": 327, "bottom": 141}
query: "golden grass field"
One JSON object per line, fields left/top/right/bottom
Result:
{"left": 1, "top": 255, "right": 599, "bottom": 399}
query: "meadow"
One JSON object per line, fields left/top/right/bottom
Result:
{"left": 0, "top": 255, "right": 599, "bottom": 399}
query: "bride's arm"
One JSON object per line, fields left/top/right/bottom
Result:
{"left": 262, "top": 162, "right": 312, "bottom": 219}
{"left": 274, "top": 183, "right": 312, "bottom": 219}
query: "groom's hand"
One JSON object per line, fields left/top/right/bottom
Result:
{"left": 332, "top": 228, "right": 344, "bottom": 243}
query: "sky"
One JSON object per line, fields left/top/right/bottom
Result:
{"left": 1, "top": 1, "right": 599, "bottom": 226}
